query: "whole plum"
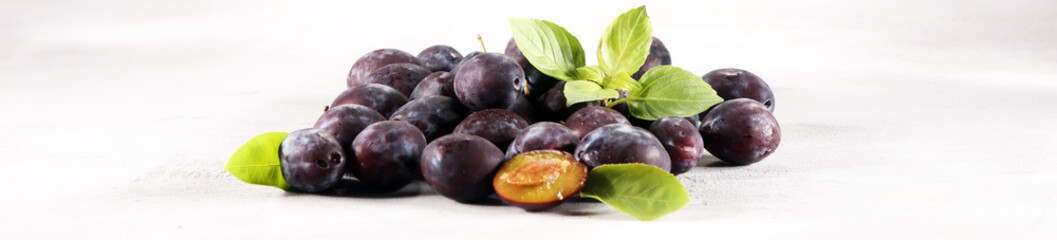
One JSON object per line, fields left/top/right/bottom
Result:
{"left": 702, "top": 68, "right": 775, "bottom": 112}
{"left": 331, "top": 83, "right": 408, "bottom": 118}
{"left": 452, "top": 109, "right": 529, "bottom": 150}
{"left": 280, "top": 128, "right": 346, "bottom": 193}
{"left": 574, "top": 124, "right": 671, "bottom": 171}
{"left": 389, "top": 95, "right": 470, "bottom": 141}
{"left": 649, "top": 116, "right": 704, "bottom": 175}
{"left": 453, "top": 53, "right": 525, "bottom": 111}
{"left": 699, "top": 98, "right": 781, "bottom": 165}
{"left": 363, "top": 63, "right": 432, "bottom": 96}
{"left": 350, "top": 121, "right": 427, "bottom": 191}
{"left": 347, "top": 49, "right": 422, "bottom": 88}
{"left": 420, "top": 134, "right": 505, "bottom": 203}
{"left": 417, "top": 45, "right": 463, "bottom": 72}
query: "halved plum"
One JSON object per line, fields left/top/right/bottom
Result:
{"left": 493, "top": 150, "right": 588, "bottom": 211}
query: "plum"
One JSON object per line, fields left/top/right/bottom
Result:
{"left": 331, "top": 83, "right": 408, "bottom": 118}
{"left": 347, "top": 49, "right": 422, "bottom": 88}
{"left": 649, "top": 116, "right": 704, "bottom": 175}
{"left": 494, "top": 150, "right": 587, "bottom": 211}
{"left": 350, "top": 121, "right": 427, "bottom": 191}
{"left": 421, "top": 134, "right": 505, "bottom": 203}
{"left": 574, "top": 124, "right": 671, "bottom": 171}
{"left": 280, "top": 128, "right": 346, "bottom": 193}
{"left": 702, "top": 68, "right": 775, "bottom": 112}
{"left": 452, "top": 53, "right": 525, "bottom": 111}
{"left": 452, "top": 109, "right": 529, "bottom": 150}
{"left": 699, "top": 98, "right": 780, "bottom": 165}
{"left": 417, "top": 45, "right": 463, "bottom": 72}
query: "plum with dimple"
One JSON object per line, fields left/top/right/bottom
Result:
{"left": 347, "top": 49, "right": 422, "bottom": 88}
{"left": 453, "top": 53, "right": 525, "bottom": 111}
{"left": 699, "top": 98, "right": 780, "bottom": 165}
{"left": 702, "top": 68, "right": 775, "bottom": 112}
{"left": 280, "top": 128, "right": 346, "bottom": 193}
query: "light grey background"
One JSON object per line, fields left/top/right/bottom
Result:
{"left": 2, "top": 0, "right": 1055, "bottom": 238}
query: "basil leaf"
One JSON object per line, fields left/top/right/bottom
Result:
{"left": 597, "top": 6, "right": 653, "bottom": 76}
{"left": 579, "top": 163, "right": 690, "bottom": 221}
{"left": 509, "top": 18, "right": 585, "bottom": 81}
{"left": 225, "top": 132, "right": 291, "bottom": 190}
{"left": 625, "top": 66, "right": 724, "bottom": 120}
{"left": 573, "top": 66, "right": 605, "bottom": 83}
{"left": 601, "top": 72, "right": 641, "bottom": 93}
{"left": 563, "top": 80, "right": 619, "bottom": 107}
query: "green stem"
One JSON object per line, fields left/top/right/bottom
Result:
{"left": 477, "top": 34, "right": 487, "bottom": 53}
{"left": 607, "top": 98, "right": 629, "bottom": 108}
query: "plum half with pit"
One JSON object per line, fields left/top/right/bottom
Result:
{"left": 649, "top": 116, "right": 704, "bottom": 175}
{"left": 574, "top": 124, "right": 671, "bottom": 171}
{"left": 389, "top": 95, "right": 470, "bottom": 141}
{"left": 565, "top": 106, "right": 631, "bottom": 138}
{"left": 494, "top": 150, "right": 587, "bottom": 211}
{"left": 702, "top": 68, "right": 775, "bottom": 112}
{"left": 417, "top": 45, "right": 463, "bottom": 72}
{"left": 350, "top": 121, "right": 427, "bottom": 192}
{"left": 505, "top": 122, "right": 579, "bottom": 159}
{"left": 452, "top": 109, "right": 529, "bottom": 150}
{"left": 453, "top": 53, "right": 525, "bottom": 111}
{"left": 280, "top": 128, "right": 346, "bottom": 193}
{"left": 348, "top": 49, "right": 422, "bottom": 88}
{"left": 699, "top": 98, "right": 781, "bottom": 165}
{"left": 363, "top": 63, "right": 432, "bottom": 96}
{"left": 421, "top": 134, "right": 506, "bottom": 203}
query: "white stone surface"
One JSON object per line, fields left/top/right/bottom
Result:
{"left": 2, "top": 0, "right": 1055, "bottom": 238}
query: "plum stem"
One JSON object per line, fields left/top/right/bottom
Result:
{"left": 606, "top": 98, "right": 628, "bottom": 108}
{"left": 477, "top": 34, "right": 487, "bottom": 53}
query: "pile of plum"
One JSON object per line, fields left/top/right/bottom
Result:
{"left": 278, "top": 38, "right": 781, "bottom": 210}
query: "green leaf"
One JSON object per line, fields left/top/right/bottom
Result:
{"left": 225, "top": 132, "right": 291, "bottom": 190}
{"left": 563, "top": 80, "right": 619, "bottom": 107}
{"left": 579, "top": 163, "right": 690, "bottom": 221}
{"left": 601, "top": 72, "right": 641, "bottom": 93}
{"left": 597, "top": 6, "right": 653, "bottom": 76}
{"left": 573, "top": 66, "right": 605, "bottom": 83}
{"left": 625, "top": 66, "right": 724, "bottom": 120}
{"left": 509, "top": 18, "right": 585, "bottom": 81}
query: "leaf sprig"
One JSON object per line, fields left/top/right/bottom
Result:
{"left": 509, "top": 6, "right": 723, "bottom": 120}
